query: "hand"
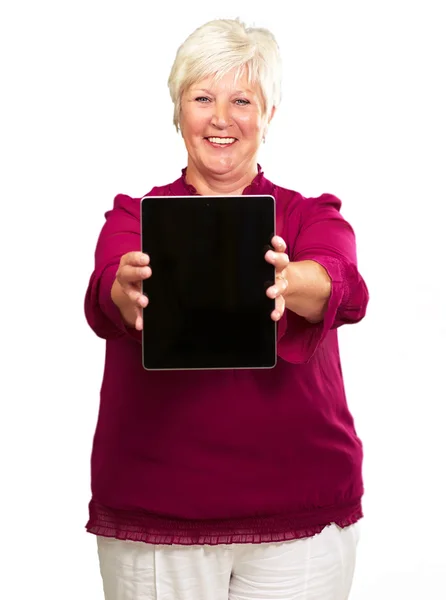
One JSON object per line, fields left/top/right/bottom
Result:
{"left": 111, "top": 251, "right": 151, "bottom": 330}
{"left": 265, "top": 236, "right": 290, "bottom": 322}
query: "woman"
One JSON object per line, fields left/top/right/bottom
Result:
{"left": 85, "top": 18, "right": 369, "bottom": 600}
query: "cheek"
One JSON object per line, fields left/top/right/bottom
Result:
{"left": 181, "top": 124, "right": 201, "bottom": 151}
{"left": 237, "top": 113, "right": 264, "bottom": 137}
{"left": 186, "top": 118, "right": 208, "bottom": 141}
{"left": 180, "top": 104, "right": 203, "bottom": 136}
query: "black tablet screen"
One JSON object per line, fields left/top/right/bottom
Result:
{"left": 141, "top": 195, "right": 276, "bottom": 370}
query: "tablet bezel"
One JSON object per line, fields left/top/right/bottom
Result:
{"left": 140, "top": 194, "right": 277, "bottom": 371}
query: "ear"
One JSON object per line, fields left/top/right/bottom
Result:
{"left": 268, "top": 106, "right": 276, "bottom": 125}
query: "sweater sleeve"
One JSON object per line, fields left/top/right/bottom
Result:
{"left": 84, "top": 194, "right": 142, "bottom": 342}
{"left": 277, "top": 193, "right": 369, "bottom": 364}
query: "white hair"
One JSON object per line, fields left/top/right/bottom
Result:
{"left": 168, "top": 18, "right": 282, "bottom": 132}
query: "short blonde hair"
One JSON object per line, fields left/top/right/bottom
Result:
{"left": 168, "top": 18, "right": 282, "bottom": 132}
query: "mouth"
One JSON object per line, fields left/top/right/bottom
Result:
{"left": 204, "top": 136, "right": 238, "bottom": 148}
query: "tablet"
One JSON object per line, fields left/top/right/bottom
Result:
{"left": 140, "top": 194, "right": 276, "bottom": 370}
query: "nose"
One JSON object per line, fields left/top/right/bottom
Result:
{"left": 211, "top": 101, "right": 231, "bottom": 129}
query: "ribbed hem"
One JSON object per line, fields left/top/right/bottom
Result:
{"left": 86, "top": 499, "right": 363, "bottom": 546}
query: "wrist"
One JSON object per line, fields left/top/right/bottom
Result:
{"left": 282, "top": 261, "right": 332, "bottom": 322}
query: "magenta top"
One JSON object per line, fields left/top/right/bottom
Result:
{"left": 84, "top": 166, "right": 369, "bottom": 545}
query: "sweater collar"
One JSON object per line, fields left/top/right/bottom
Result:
{"left": 169, "top": 164, "right": 269, "bottom": 196}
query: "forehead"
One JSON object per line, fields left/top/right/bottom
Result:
{"left": 189, "top": 68, "right": 259, "bottom": 94}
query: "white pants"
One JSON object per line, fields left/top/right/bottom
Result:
{"left": 97, "top": 522, "right": 360, "bottom": 600}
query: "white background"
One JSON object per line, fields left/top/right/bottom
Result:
{"left": 1, "top": 1, "right": 445, "bottom": 598}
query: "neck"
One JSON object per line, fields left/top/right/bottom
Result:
{"left": 185, "top": 158, "right": 259, "bottom": 196}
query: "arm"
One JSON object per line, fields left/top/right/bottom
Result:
{"left": 84, "top": 194, "right": 142, "bottom": 341}
{"left": 277, "top": 193, "right": 369, "bottom": 363}
{"left": 283, "top": 260, "right": 332, "bottom": 323}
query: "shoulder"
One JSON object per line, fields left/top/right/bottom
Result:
{"left": 272, "top": 181, "right": 343, "bottom": 234}
{"left": 274, "top": 182, "right": 342, "bottom": 214}
{"left": 106, "top": 181, "right": 177, "bottom": 220}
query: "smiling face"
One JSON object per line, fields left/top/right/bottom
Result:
{"left": 179, "top": 68, "right": 274, "bottom": 184}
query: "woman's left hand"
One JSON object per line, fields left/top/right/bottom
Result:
{"left": 265, "top": 236, "right": 290, "bottom": 321}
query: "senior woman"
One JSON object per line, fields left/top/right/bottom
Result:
{"left": 84, "top": 18, "right": 369, "bottom": 600}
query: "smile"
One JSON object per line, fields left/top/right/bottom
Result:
{"left": 205, "top": 137, "right": 237, "bottom": 147}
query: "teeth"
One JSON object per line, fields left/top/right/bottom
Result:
{"left": 207, "top": 137, "right": 236, "bottom": 144}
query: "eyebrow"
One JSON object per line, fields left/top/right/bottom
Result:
{"left": 192, "top": 88, "right": 254, "bottom": 95}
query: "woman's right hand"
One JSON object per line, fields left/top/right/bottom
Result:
{"left": 111, "top": 251, "right": 151, "bottom": 330}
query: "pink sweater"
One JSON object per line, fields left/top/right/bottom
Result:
{"left": 84, "top": 166, "right": 369, "bottom": 544}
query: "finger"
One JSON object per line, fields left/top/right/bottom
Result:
{"left": 266, "top": 285, "right": 279, "bottom": 298}
{"left": 121, "top": 251, "right": 150, "bottom": 266}
{"left": 270, "top": 236, "right": 287, "bottom": 252}
{"left": 275, "top": 252, "right": 290, "bottom": 271}
{"left": 266, "top": 277, "right": 287, "bottom": 298}
{"left": 138, "top": 294, "right": 149, "bottom": 308}
{"left": 277, "top": 294, "right": 286, "bottom": 317}
{"left": 271, "top": 295, "right": 286, "bottom": 321}
{"left": 126, "top": 287, "right": 149, "bottom": 306}
{"left": 264, "top": 250, "right": 290, "bottom": 270}
{"left": 266, "top": 284, "right": 279, "bottom": 299}
{"left": 125, "top": 287, "right": 141, "bottom": 303}
{"left": 266, "top": 276, "right": 288, "bottom": 299}
{"left": 118, "top": 264, "right": 152, "bottom": 285}
{"left": 276, "top": 275, "right": 289, "bottom": 295}
{"left": 123, "top": 282, "right": 149, "bottom": 307}
{"left": 135, "top": 307, "right": 143, "bottom": 331}
{"left": 271, "top": 307, "right": 281, "bottom": 321}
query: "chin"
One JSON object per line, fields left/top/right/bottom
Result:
{"left": 206, "top": 165, "right": 235, "bottom": 176}
{"left": 202, "top": 157, "right": 239, "bottom": 176}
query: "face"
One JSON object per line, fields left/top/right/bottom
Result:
{"left": 179, "top": 68, "right": 274, "bottom": 178}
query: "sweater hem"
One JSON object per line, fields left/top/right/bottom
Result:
{"left": 86, "top": 499, "right": 363, "bottom": 546}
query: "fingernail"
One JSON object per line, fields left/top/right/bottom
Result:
{"left": 140, "top": 254, "right": 147, "bottom": 264}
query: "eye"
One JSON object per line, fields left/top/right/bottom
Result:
{"left": 235, "top": 98, "right": 250, "bottom": 106}
{"left": 195, "top": 96, "right": 211, "bottom": 103}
